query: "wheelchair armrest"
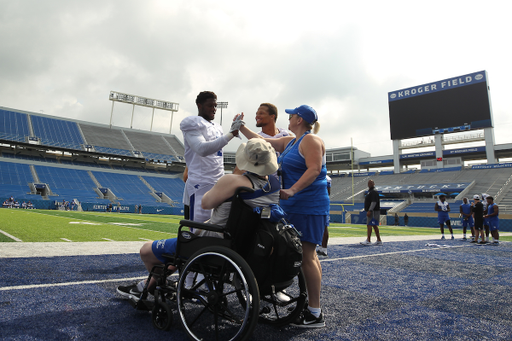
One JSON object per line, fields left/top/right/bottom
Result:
{"left": 179, "top": 220, "right": 225, "bottom": 233}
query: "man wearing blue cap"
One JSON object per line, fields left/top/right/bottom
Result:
{"left": 239, "top": 104, "right": 328, "bottom": 328}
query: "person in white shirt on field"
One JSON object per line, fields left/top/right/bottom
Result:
{"left": 180, "top": 91, "right": 243, "bottom": 224}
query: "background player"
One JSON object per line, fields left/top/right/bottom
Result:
{"left": 484, "top": 196, "right": 500, "bottom": 245}
{"left": 361, "top": 179, "right": 382, "bottom": 246}
{"left": 471, "top": 194, "right": 485, "bottom": 244}
{"left": 435, "top": 194, "right": 453, "bottom": 240}
{"left": 459, "top": 197, "right": 474, "bottom": 241}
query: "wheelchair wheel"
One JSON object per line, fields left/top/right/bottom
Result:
{"left": 152, "top": 302, "right": 173, "bottom": 331}
{"left": 177, "top": 246, "right": 260, "bottom": 341}
{"left": 258, "top": 268, "right": 307, "bottom": 327}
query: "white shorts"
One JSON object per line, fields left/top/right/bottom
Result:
{"left": 186, "top": 182, "right": 214, "bottom": 223}
{"left": 182, "top": 185, "right": 189, "bottom": 206}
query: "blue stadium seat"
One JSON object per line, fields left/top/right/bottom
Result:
{"left": 92, "top": 171, "right": 160, "bottom": 204}
{"left": 0, "top": 109, "right": 30, "bottom": 143}
{"left": 142, "top": 176, "right": 184, "bottom": 202}
{"left": 31, "top": 115, "right": 84, "bottom": 150}
{"left": 34, "top": 166, "right": 102, "bottom": 202}
{"left": 0, "top": 161, "right": 34, "bottom": 198}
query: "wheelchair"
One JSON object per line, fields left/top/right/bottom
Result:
{"left": 127, "top": 187, "right": 307, "bottom": 341}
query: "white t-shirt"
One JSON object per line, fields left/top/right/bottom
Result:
{"left": 258, "top": 127, "right": 290, "bottom": 139}
{"left": 437, "top": 200, "right": 449, "bottom": 212}
{"left": 180, "top": 116, "right": 228, "bottom": 186}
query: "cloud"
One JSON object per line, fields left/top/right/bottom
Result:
{"left": 0, "top": 0, "right": 510, "bottom": 160}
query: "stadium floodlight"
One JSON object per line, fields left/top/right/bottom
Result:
{"left": 217, "top": 101, "right": 228, "bottom": 125}
{"left": 108, "top": 91, "right": 179, "bottom": 132}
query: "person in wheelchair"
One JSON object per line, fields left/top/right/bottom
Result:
{"left": 117, "top": 139, "right": 280, "bottom": 298}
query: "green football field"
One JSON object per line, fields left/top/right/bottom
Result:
{"left": 1, "top": 209, "right": 510, "bottom": 242}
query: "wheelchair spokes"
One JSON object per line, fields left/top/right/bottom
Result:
{"left": 258, "top": 268, "right": 307, "bottom": 327}
{"left": 177, "top": 246, "right": 259, "bottom": 341}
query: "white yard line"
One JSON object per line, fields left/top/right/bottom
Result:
{"left": 0, "top": 229, "right": 22, "bottom": 242}
{"left": 320, "top": 245, "right": 466, "bottom": 263}
{"left": 0, "top": 276, "right": 147, "bottom": 291}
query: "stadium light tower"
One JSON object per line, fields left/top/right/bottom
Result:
{"left": 217, "top": 101, "right": 228, "bottom": 126}
{"left": 108, "top": 91, "right": 179, "bottom": 133}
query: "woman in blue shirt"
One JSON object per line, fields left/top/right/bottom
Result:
{"left": 239, "top": 104, "right": 328, "bottom": 328}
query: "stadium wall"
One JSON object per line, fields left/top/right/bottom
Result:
{"left": 384, "top": 213, "right": 512, "bottom": 232}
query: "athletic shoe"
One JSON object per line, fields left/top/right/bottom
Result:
{"left": 117, "top": 283, "right": 142, "bottom": 301}
{"left": 373, "top": 241, "right": 383, "bottom": 246}
{"left": 462, "top": 237, "right": 467, "bottom": 241}
{"left": 316, "top": 248, "right": 328, "bottom": 257}
{"left": 470, "top": 240, "right": 477, "bottom": 243}
{"left": 492, "top": 241, "right": 499, "bottom": 245}
{"left": 293, "top": 309, "right": 325, "bottom": 328}
{"left": 360, "top": 240, "right": 372, "bottom": 246}
{"left": 275, "top": 290, "right": 291, "bottom": 303}
{"left": 478, "top": 241, "right": 487, "bottom": 245}
{"left": 441, "top": 236, "right": 445, "bottom": 240}
{"left": 451, "top": 235, "right": 454, "bottom": 240}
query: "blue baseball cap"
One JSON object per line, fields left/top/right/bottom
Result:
{"left": 285, "top": 105, "right": 318, "bottom": 124}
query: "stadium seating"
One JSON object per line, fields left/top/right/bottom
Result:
{"left": 142, "top": 176, "right": 184, "bottom": 202}
{"left": 34, "top": 165, "right": 105, "bottom": 203}
{"left": 31, "top": 115, "right": 84, "bottom": 150}
{"left": 91, "top": 171, "right": 160, "bottom": 204}
{"left": 0, "top": 161, "right": 34, "bottom": 197}
{"left": 123, "top": 130, "right": 178, "bottom": 161}
{"left": 0, "top": 109, "right": 30, "bottom": 143}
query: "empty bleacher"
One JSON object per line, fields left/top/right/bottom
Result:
{"left": 91, "top": 171, "right": 160, "bottom": 205}
{"left": 0, "top": 109, "right": 30, "bottom": 143}
{"left": 163, "top": 135, "right": 185, "bottom": 158}
{"left": 31, "top": 115, "right": 84, "bottom": 150}
{"left": 79, "top": 123, "right": 134, "bottom": 157}
{"left": 330, "top": 166, "right": 512, "bottom": 214}
{"left": 0, "top": 161, "right": 34, "bottom": 198}
{"left": 34, "top": 165, "right": 106, "bottom": 203}
{"left": 142, "top": 176, "right": 185, "bottom": 202}
{"left": 124, "top": 130, "right": 177, "bottom": 162}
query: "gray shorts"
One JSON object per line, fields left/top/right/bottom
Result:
{"left": 367, "top": 211, "right": 380, "bottom": 225}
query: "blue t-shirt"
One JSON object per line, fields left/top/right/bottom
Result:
{"left": 278, "top": 132, "right": 329, "bottom": 215}
{"left": 487, "top": 203, "right": 499, "bottom": 222}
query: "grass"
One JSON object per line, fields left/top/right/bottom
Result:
{"left": 327, "top": 224, "right": 440, "bottom": 238}
{"left": 0, "top": 209, "right": 508, "bottom": 243}
{"left": 0, "top": 209, "right": 177, "bottom": 242}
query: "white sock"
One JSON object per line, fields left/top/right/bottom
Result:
{"left": 137, "top": 280, "right": 145, "bottom": 292}
{"left": 308, "top": 306, "right": 321, "bottom": 318}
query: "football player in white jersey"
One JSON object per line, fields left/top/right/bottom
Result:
{"left": 255, "top": 103, "right": 291, "bottom": 139}
{"left": 180, "top": 91, "right": 241, "bottom": 223}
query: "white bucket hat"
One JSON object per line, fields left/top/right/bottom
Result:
{"left": 235, "top": 139, "right": 278, "bottom": 176}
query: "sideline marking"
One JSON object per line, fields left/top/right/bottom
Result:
{"left": 0, "top": 276, "right": 147, "bottom": 291}
{"left": 320, "top": 245, "right": 466, "bottom": 263}
{"left": 0, "top": 229, "right": 22, "bottom": 242}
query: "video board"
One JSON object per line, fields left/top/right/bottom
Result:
{"left": 388, "top": 71, "right": 492, "bottom": 140}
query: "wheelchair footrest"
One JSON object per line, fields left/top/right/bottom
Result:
{"left": 129, "top": 298, "right": 154, "bottom": 311}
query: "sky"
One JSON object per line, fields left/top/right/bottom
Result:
{"left": 1, "top": 0, "right": 511, "bottom": 157}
